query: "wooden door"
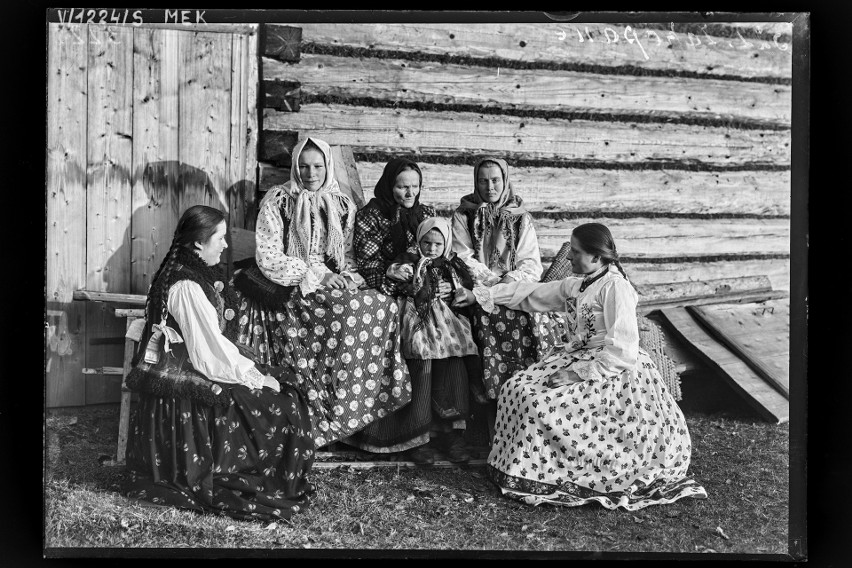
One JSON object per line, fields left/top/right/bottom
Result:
{"left": 46, "top": 23, "right": 258, "bottom": 407}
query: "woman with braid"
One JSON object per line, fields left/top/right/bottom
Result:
{"left": 124, "top": 205, "right": 315, "bottom": 522}
{"left": 454, "top": 223, "right": 707, "bottom": 510}
{"left": 451, "top": 157, "right": 564, "bottom": 426}
{"left": 233, "top": 137, "right": 411, "bottom": 450}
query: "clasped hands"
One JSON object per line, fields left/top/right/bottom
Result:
{"left": 542, "top": 369, "right": 583, "bottom": 389}
{"left": 321, "top": 271, "right": 359, "bottom": 291}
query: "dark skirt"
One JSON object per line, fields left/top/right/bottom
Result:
{"left": 235, "top": 286, "right": 413, "bottom": 448}
{"left": 470, "top": 303, "right": 565, "bottom": 400}
{"left": 346, "top": 355, "right": 478, "bottom": 452}
{"left": 125, "top": 383, "right": 315, "bottom": 522}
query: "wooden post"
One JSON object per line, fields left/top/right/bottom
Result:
{"left": 115, "top": 316, "right": 138, "bottom": 465}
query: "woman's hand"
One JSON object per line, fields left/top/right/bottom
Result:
{"left": 263, "top": 375, "right": 281, "bottom": 393}
{"left": 543, "top": 369, "right": 582, "bottom": 389}
{"left": 452, "top": 288, "right": 476, "bottom": 308}
{"left": 385, "top": 263, "right": 414, "bottom": 282}
{"left": 322, "top": 272, "right": 348, "bottom": 289}
{"left": 499, "top": 274, "right": 517, "bottom": 284}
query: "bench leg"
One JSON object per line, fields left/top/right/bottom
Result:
{"left": 116, "top": 318, "right": 136, "bottom": 465}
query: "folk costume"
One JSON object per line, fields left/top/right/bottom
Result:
{"left": 353, "top": 157, "right": 437, "bottom": 296}
{"left": 233, "top": 138, "right": 412, "bottom": 449}
{"left": 480, "top": 265, "right": 707, "bottom": 510}
{"left": 451, "top": 157, "right": 563, "bottom": 400}
{"left": 125, "top": 245, "right": 315, "bottom": 522}
{"left": 347, "top": 218, "right": 481, "bottom": 456}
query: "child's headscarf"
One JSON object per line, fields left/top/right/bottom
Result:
{"left": 259, "top": 137, "right": 354, "bottom": 270}
{"left": 411, "top": 217, "right": 472, "bottom": 329}
{"left": 456, "top": 156, "right": 528, "bottom": 269}
{"left": 365, "top": 157, "right": 427, "bottom": 259}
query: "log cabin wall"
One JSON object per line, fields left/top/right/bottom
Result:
{"left": 46, "top": 23, "right": 258, "bottom": 407}
{"left": 257, "top": 22, "right": 792, "bottom": 294}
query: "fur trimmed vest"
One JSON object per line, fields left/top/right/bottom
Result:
{"left": 126, "top": 248, "right": 242, "bottom": 407}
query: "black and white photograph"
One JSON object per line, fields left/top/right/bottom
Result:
{"left": 39, "top": 9, "right": 810, "bottom": 559}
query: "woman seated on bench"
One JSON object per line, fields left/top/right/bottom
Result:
{"left": 124, "top": 205, "right": 315, "bottom": 522}
{"left": 454, "top": 223, "right": 707, "bottom": 510}
{"left": 232, "top": 137, "right": 412, "bottom": 450}
{"left": 451, "top": 157, "right": 564, "bottom": 418}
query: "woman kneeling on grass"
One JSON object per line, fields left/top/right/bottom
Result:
{"left": 454, "top": 223, "right": 707, "bottom": 510}
{"left": 124, "top": 205, "right": 315, "bottom": 522}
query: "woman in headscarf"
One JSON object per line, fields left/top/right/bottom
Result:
{"left": 232, "top": 137, "right": 412, "bottom": 450}
{"left": 124, "top": 205, "right": 315, "bottom": 522}
{"left": 352, "top": 157, "right": 437, "bottom": 296}
{"left": 452, "top": 157, "right": 564, "bottom": 427}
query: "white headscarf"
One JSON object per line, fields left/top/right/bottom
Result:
{"left": 413, "top": 216, "right": 453, "bottom": 285}
{"left": 260, "top": 137, "right": 354, "bottom": 269}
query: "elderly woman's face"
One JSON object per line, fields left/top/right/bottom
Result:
{"left": 476, "top": 164, "right": 504, "bottom": 203}
{"left": 392, "top": 169, "right": 421, "bottom": 208}
{"left": 298, "top": 148, "right": 327, "bottom": 191}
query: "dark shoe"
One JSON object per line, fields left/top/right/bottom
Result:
{"left": 404, "top": 445, "right": 436, "bottom": 465}
{"left": 441, "top": 431, "right": 471, "bottom": 463}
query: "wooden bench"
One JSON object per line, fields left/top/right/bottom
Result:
{"left": 73, "top": 291, "right": 146, "bottom": 465}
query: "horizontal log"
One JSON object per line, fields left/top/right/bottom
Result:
{"left": 263, "top": 104, "right": 791, "bottom": 168}
{"left": 263, "top": 53, "right": 792, "bottom": 127}
{"left": 353, "top": 162, "right": 791, "bottom": 216}
{"left": 291, "top": 23, "right": 792, "bottom": 82}
{"left": 636, "top": 275, "right": 771, "bottom": 300}
{"left": 638, "top": 289, "right": 788, "bottom": 314}
{"left": 73, "top": 290, "right": 146, "bottom": 305}
{"left": 115, "top": 308, "right": 145, "bottom": 319}
{"left": 616, "top": 257, "right": 791, "bottom": 292}
{"left": 532, "top": 216, "right": 790, "bottom": 259}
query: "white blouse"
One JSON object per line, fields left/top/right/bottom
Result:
{"left": 255, "top": 195, "right": 365, "bottom": 295}
{"left": 167, "top": 280, "right": 265, "bottom": 390}
{"left": 478, "top": 265, "right": 639, "bottom": 382}
{"left": 451, "top": 210, "right": 543, "bottom": 282}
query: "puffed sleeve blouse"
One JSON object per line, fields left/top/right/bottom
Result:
{"left": 168, "top": 280, "right": 266, "bottom": 390}
{"left": 354, "top": 204, "right": 436, "bottom": 296}
{"left": 255, "top": 192, "right": 364, "bottom": 296}
{"left": 475, "top": 265, "right": 639, "bottom": 382}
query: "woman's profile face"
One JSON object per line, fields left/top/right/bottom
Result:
{"left": 476, "top": 164, "right": 504, "bottom": 203}
{"left": 195, "top": 220, "right": 228, "bottom": 266}
{"left": 419, "top": 228, "right": 445, "bottom": 258}
{"left": 392, "top": 168, "right": 421, "bottom": 208}
{"left": 568, "top": 235, "right": 600, "bottom": 275}
{"left": 298, "top": 147, "right": 327, "bottom": 191}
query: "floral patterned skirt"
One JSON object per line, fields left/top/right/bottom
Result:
{"left": 470, "top": 303, "right": 565, "bottom": 400}
{"left": 125, "top": 384, "right": 315, "bottom": 522}
{"left": 235, "top": 286, "right": 412, "bottom": 448}
{"left": 487, "top": 348, "right": 707, "bottom": 510}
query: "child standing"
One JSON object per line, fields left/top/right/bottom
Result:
{"left": 378, "top": 217, "right": 485, "bottom": 463}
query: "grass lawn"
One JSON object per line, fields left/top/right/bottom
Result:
{"left": 43, "top": 401, "right": 792, "bottom": 556}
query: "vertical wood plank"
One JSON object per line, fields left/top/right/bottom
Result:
{"left": 178, "top": 31, "right": 233, "bottom": 217}
{"left": 46, "top": 24, "right": 88, "bottom": 407}
{"left": 227, "top": 29, "right": 258, "bottom": 232}
{"left": 131, "top": 28, "right": 181, "bottom": 294}
{"left": 244, "top": 28, "right": 259, "bottom": 230}
{"left": 85, "top": 25, "right": 134, "bottom": 404}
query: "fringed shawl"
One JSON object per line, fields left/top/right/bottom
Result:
{"left": 260, "top": 137, "right": 355, "bottom": 270}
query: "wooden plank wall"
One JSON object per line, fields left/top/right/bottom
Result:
{"left": 257, "top": 22, "right": 792, "bottom": 293}
{"left": 46, "top": 23, "right": 258, "bottom": 407}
